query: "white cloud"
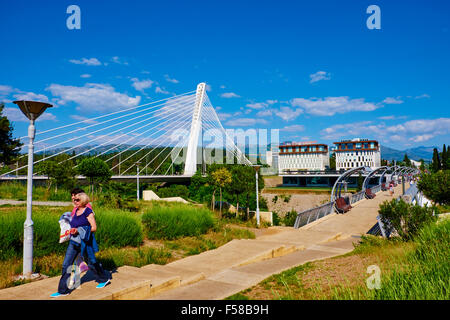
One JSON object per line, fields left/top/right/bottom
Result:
{"left": 274, "top": 106, "right": 303, "bottom": 121}
{"left": 217, "top": 113, "right": 233, "bottom": 121}
{"left": 131, "top": 78, "right": 154, "bottom": 92}
{"left": 4, "top": 107, "right": 56, "bottom": 122}
{"left": 225, "top": 118, "right": 268, "bottom": 127}
{"left": 164, "top": 74, "right": 179, "bottom": 84}
{"left": 255, "top": 109, "right": 273, "bottom": 117}
{"left": 111, "top": 56, "right": 128, "bottom": 65}
{"left": 383, "top": 97, "right": 403, "bottom": 104}
{"left": 290, "top": 96, "right": 380, "bottom": 116}
{"left": 409, "top": 134, "right": 434, "bottom": 143}
{"left": 246, "top": 102, "right": 267, "bottom": 110}
{"left": 155, "top": 86, "right": 170, "bottom": 94}
{"left": 309, "top": 71, "right": 331, "bottom": 83}
{"left": 281, "top": 124, "right": 305, "bottom": 132}
{"left": 13, "top": 91, "right": 50, "bottom": 103}
{"left": 47, "top": 83, "right": 141, "bottom": 112}
{"left": 378, "top": 115, "right": 397, "bottom": 120}
{"left": 220, "top": 92, "right": 240, "bottom": 98}
{"left": 320, "top": 118, "right": 450, "bottom": 144}
{"left": 0, "top": 85, "right": 14, "bottom": 95}
{"left": 80, "top": 74, "right": 91, "bottom": 78}
{"left": 69, "top": 58, "right": 102, "bottom": 66}
{"left": 415, "top": 94, "right": 430, "bottom": 99}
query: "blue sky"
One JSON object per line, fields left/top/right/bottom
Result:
{"left": 1, "top": 0, "right": 449, "bottom": 153}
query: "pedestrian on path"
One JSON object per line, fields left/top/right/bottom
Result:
{"left": 389, "top": 182, "right": 394, "bottom": 196}
{"left": 70, "top": 188, "right": 91, "bottom": 274}
{"left": 51, "top": 192, "right": 110, "bottom": 298}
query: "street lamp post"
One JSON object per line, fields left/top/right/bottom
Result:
{"left": 13, "top": 100, "right": 52, "bottom": 279}
{"left": 252, "top": 165, "right": 261, "bottom": 226}
{"left": 136, "top": 161, "right": 141, "bottom": 201}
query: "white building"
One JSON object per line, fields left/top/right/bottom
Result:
{"left": 278, "top": 142, "right": 330, "bottom": 172}
{"left": 334, "top": 138, "right": 381, "bottom": 170}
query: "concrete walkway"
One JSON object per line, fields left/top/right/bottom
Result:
{"left": 0, "top": 185, "right": 404, "bottom": 300}
{"left": 0, "top": 199, "right": 72, "bottom": 207}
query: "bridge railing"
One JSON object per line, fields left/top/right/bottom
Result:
{"left": 350, "top": 190, "right": 365, "bottom": 204}
{"left": 293, "top": 201, "right": 334, "bottom": 229}
{"left": 371, "top": 184, "right": 382, "bottom": 193}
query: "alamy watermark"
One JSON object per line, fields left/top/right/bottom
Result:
{"left": 170, "top": 128, "right": 279, "bottom": 166}
{"left": 366, "top": 265, "right": 381, "bottom": 290}
{"left": 67, "top": 5, "right": 81, "bottom": 30}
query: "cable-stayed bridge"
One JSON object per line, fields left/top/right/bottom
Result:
{"left": 1, "top": 83, "right": 252, "bottom": 182}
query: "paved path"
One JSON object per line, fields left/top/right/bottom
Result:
{"left": 0, "top": 199, "right": 72, "bottom": 206}
{"left": 0, "top": 185, "right": 405, "bottom": 300}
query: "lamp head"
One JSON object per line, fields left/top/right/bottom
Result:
{"left": 13, "top": 100, "right": 53, "bottom": 121}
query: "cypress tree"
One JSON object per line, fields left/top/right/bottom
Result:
{"left": 432, "top": 148, "right": 441, "bottom": 172}
{"left": 442, "top": 144, "right": 448, "bottom": 170}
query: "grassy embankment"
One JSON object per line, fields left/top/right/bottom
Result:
{"left": 227, "top": 217, "right": 449, "bottom": 300}
{"left": 0, "top": 197, "right": 256, "bottom": 289}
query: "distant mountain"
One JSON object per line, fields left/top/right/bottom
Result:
{"left": 381, "top": 145, "right": 439, "bottom": 162}
{"left": 34, "top": 144, "right": 154, "bottom": 156}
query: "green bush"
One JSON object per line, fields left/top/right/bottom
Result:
{"left": 0, "top": 209, "right": 66, "bottom": 260}
{"left": 417, "top": 170, "right": 450, "bottom": 205}
{"left": 282, "top": 210, "right": 298, "bottom": 227}
{"left": 142, "top": 203, "right": 216, "bottom": 240}
{"left": 372, "top": 219, "right": 450, "bottom": 300}
{"left": 94, "top": 209, "right": 143, "bottom": 248}
{"left": 379, "top": 199, "right": 437, "bottom": 241}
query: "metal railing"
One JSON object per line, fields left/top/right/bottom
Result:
{"left": 350, "top": 190, "right": 365, "bottom": 204}
{"left": 294, "top": 183, "right": 385, "bottom": 230}
{"left": 371, "top": 184, "right": 382, "bottom": 193}
{"left": 293, "top": 201, "right": 334, "bottom": 229}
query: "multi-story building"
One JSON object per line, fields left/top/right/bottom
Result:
{"left": 278, "top": 141, "right": 330, "bottom": 172}
{"left": 333, "top": 138, "right": 381, "bottom": 170}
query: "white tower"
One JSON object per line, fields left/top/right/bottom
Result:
{"left": 184, "top": 82, "right": 206, "bottom": 175}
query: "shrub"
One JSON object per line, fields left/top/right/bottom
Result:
{"left": 372, "top": 219, "right": 450, "bottom": 300}
{"left": 283, "top": 210, "right": 298, "bottom": 227}
{"left": 417, "top": 170, "right": 450, "bottom": 205}
{"left": 378, "top": 199, "right": 437, "bottom": 241}
{"left": 94, "top": 209, "right": 143, "bottom": 248}
{"left": 142, "top": 203, "right": 216, "bottom": 240}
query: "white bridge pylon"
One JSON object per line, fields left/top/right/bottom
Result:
{"left": 1, "top": 82, "right": 252, "bottom": 178}
{"left": 184, "top": 83, "right": 206, "bottom": 176}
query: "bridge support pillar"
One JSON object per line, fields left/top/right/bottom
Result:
{"left": 184, "top": 83, "right": 206, "bottom": 175}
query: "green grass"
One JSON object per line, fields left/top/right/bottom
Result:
{"left": 142, "top": 202, "right": 216, "bottom": 240}
{"left": 0, "top": 206, "right": 144, "bottom": 260}
{"left": 227, "top": 218, "right": 450, "bottom": 300}
{"left": 0, "top": 182, "right": 70, "bottom": 201}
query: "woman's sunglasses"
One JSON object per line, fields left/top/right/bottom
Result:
{"left": 73, "top": 199, "right": 80, "bottom": 202}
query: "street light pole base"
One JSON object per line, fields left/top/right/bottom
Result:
{"left": 14, "top": 273, "right": 46, "bottom": 281}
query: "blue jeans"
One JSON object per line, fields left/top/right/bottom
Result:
{"left": 57, "top": 240, "right": 108, "bottom": 294}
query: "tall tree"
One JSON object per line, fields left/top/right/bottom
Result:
{"left": 77, "top": 157, "right": 112, "bottom": 197}
{"left": 211, "top": 167, "right": 232, "bottom": 218}
{"left": 403, "top": 153, "right": 411, "bottom": 167}
{"left": 0, "top": 103, "right": 23, "bottom": 166}
{"left": 431, "top": 148, "right": 441, "bottom": 172}
{"left": 227, "top": 165, "right": 246, "bottom": 215}
{"left": 442, "top": 144, "right": 448, "bottom": 170}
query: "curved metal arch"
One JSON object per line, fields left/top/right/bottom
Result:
{"left": 330, "top": 166, "right": 369, "bottom": 202}
{"left": 362, "top": 166, "right": 388, "bottom": 192}
{"left": 379, "top": 166, "right": 395, "bottom": 185}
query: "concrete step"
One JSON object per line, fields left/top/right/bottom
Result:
{"left": 166, "top": 239, "right": 298, "bottom": 277}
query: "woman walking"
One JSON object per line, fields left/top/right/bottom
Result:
{"left": 51, "top": 193, "right": 110, "bottom": 297}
